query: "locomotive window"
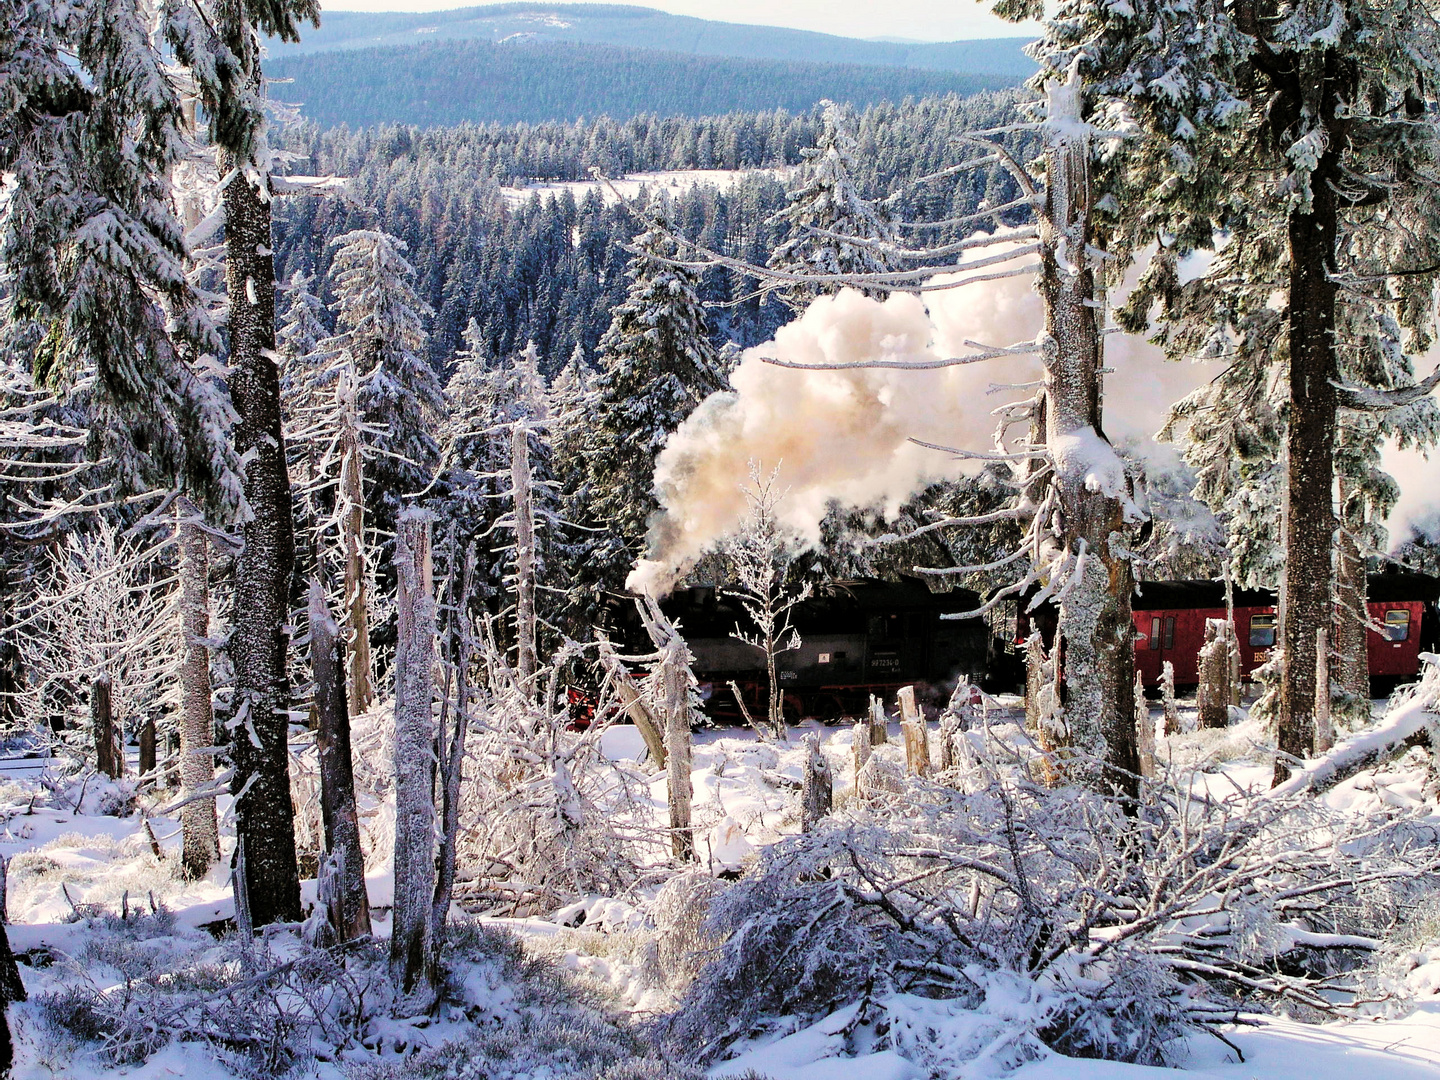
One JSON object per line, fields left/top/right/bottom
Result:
{"left": 818, "top": 653, "right": 832, "bottom": 664}
{"left": 868, "top": 616, "right": 888, "bottom": 641}
{"left": 1249, "top": 613, "right": 1277, "bottom": 648}
{"left": 1148, "top": 617, "right": 1161, "bottom": 650}
{"left": 1384, "top": 609, "right": 1412, "bottom": 642}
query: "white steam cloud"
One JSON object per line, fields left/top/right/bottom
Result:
{"left": 626, "top": 261, "right": 1218, "bottom": 598}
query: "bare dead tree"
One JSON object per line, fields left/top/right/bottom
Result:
{"left": 308, "top": 580, "right": 371, "bottom": 943}
{"left": 176, "top": 496, "right": 219, "bottom": 879}
{"left": 722, "top": 462, "right": 812, "bottom": 741}
{"left": 390, "top": 509, "right": 438, "bottom": 1010}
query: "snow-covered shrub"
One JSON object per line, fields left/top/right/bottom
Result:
{"left": 457, "top": 637, "right": 656, "bottom": 913}
{"left": 349, "top": 920, "right": 693, "bottom": 1080}
{"left": 663, "top": 745, "right": 1440, "bottom": 1070}
{"left": 14, "top": 523, "right": 179, "bottom": 760}
{"left": 650, "top": 871, "right": 726, "bottom": 993}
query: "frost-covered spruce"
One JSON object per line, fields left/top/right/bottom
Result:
{"left": 324, "top": 228, "right": 445, "bottom": 528}
{"left": 1063, "top": 0, "right": 1440, "bottom": 781}
{"left": 0, "top": 0, "right": 244, "bottom": 517}
{"left": 581, "top": 199, "right": 725, "bottom": 603}
{"left": 767, "top": 100, "right": 898, "bottom": 312}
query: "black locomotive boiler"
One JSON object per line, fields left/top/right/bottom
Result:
{"left": 653, "top": 577, "right": 995, "bottom": 723}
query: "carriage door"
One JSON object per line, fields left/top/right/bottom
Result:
{"left": 1148, "top": 613, "right": 1177, "bottom": 670}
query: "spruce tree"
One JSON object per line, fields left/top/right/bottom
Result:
{"left": 0, "top": 0, "right": 243, "bottom": 515}
{"left": 580, "top": 203, "right": 725, "bottom": 609}
{"left": 767, "top": 100, "right": 898, "bottom": 312}
{"left": 168, "top": 0, "right": 320, "bottom": 927}
{"left": 1082, "top": 0, "right": 1440, "bottom": 779}
{"left": 324, "top": 229, "right": 444, "bottom": 531}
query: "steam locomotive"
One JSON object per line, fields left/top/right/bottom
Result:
{"left": 651, "top": 578, "right": 996, "bottom": 723}
{"left": 634, "top": 570, "right": 1440, "bottom": 724}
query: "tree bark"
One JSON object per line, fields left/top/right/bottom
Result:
{"left": 511, "top": 421, "right": 537, "bottom": 697}
{"left": 339, "top": 382, "right": 373, "bottom": 719}
{"left": 1038, "top": 81, "right": 1139, "bottom": 799}
{"left": 391, "top": 510, "right": 438, "bottom": 1008}
{"left": 799, "top": 732, "right": 831, "bottom": 833}
{"left": 177, "top": 498, "right": 219, "bottom": 879}
{"left": 1272, "top": 56, "right": 1345, "bottom": 787}
{"left": 223, "top": 146, "right": 301, "bottom": 927}
{"left": 92, "top": 676, "right": 119, "bottom": 779}
{"left": 1334, "top": 493, "right": 1370, "bottom": 701}
{"left": 308, "top": 580, "right": 371, "bottom": 942}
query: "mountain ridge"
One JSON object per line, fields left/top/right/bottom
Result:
{"left": 266, "top": 2, "right": 1035, "bottom": 77}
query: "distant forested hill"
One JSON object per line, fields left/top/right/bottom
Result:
{"left": 266, "top": 3, "right": 1034, "bottom": 78}
{"left": 267, "top": 38, "right": 1021, "bottom": 128}
{"left": 271, "top": 92, "right": 1033, "bottom": 370}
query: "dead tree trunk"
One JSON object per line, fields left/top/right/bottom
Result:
{"left": 597, "top": 641, "right": 667, "bottom": 767}
{"left": 1024, "top": 630, "right": 1045, "bottom": 736}
{"left": 663, "top": 644, "right": 693, "bottom": 861}
{"left": 852, "top": 716, "right": 873, "bottom": 778}
{"left": 308, "top": 581, "right": 371, "bottom": 943}
{"left": 636, "top": 597, "right": 694, "bottom": 860}
{"left": 139, "top": 716, "right": 157, "bottom": 779}
{"left": 92, "top": 676, "right": 119, "bottom": 779}
{"left": 1315, "top": 627, "right": 1334, "bottom": 754}
{"left": 898, "top": 685, "right": 929, "bottom": 777}
{"left": 1038, "top": 79, "right": 1139, "bottom": 799}
{"left": 868, "top": 694, "right": 888, "bottom": 745}
{"left": 511, "top": 421, "right": 537, "bottom": 696}
{"left": 223, "top": 139, "right": 302, "bottom": 927}
{"left": 1335, "top": 499, "right": 1370, "bottom": 701}
{"left": 431, "top": 548, "right": 475, "bottom": 974}
{"left": 338, "top": 380, "right": 373, "bottom": 719}
{"left": 1197, "top": 620, "right": 1231, "bottom": 730}
{"left": 1134, "top": 671, "right": 1154, "bottom": 779}
{"left": 391, "top": 510, "right": 438, "bottom": 1009}
{"left": 1160, "top": 661, "right": 1179, "bottom": 737}
{"left": 177, "top": 497, "right": 219, "bottom": 879}
{"left": 799, "top": 733, "right": 832, "bottom": 832}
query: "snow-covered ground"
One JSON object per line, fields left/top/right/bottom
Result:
{"left": 500, "top": 167, "right": 794, "bottom": 208}
{"left": 7, "top": 690, "right": 1440, "bottom": 1079}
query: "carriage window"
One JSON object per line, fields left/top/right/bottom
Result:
{"left": 1384, "top": 609, "right": 1412, "bottom": 642}
{"left": 1149, "top": 617, "right": 1161, "bottom": 650}
{"left": 1163, "top": 617, "right": 1176, "bottom": 650}
{"left": 1249, "top": 613, "right": 1277, "bottom": 648}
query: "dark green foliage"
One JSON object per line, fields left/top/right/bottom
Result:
{"left": 268, "top": 37, "right": 1020, "bottom": 129}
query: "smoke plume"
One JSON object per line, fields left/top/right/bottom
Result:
{"left": 627, "top": 262, "right": 1217, "bottom": 598}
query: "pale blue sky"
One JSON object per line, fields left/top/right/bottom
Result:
{"left": 320, "top": 0, "right": 1035, "bottom": 43}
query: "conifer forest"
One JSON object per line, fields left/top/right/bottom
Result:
{"left": 9, "top": 1, "right": 1440, "bottom": 1078}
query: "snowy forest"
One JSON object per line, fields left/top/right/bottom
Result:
{"left": 6, "top": 0, "right": 1440, "bottom": 1079}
